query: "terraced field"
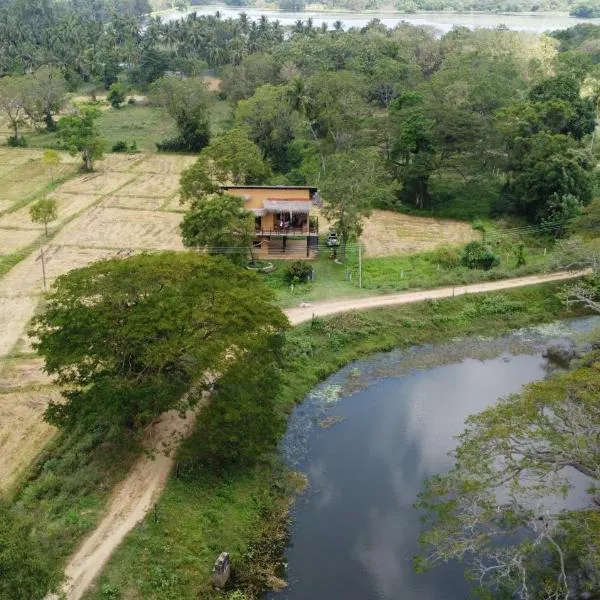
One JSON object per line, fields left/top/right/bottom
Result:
{"left": 0, "top": 149, "right": 194, "bottom": 490}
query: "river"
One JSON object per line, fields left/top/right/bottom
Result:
{"left": 269, "top": 317, "right": 597, "bottom": 600}
{"left": 160, "top": 4, "right": 600, "bottom": 33}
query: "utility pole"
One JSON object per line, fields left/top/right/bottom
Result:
{"left": 40, "top": 246, "right": 47, "bottom": 290}
{"left": 358, "top": 243, "right": 362, "bottom": 289}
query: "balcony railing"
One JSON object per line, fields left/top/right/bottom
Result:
{"left": 255, "top": 223, "right": 318, "bottom": 236}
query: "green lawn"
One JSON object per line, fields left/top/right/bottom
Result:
{"left": 23, "top": 99, "right": 233, "bottom": 153}
{"left": 25, "top": 104, "right": 177, "bottom": 153}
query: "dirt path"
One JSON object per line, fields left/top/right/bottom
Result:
{"left": 285, "top": 269, "right": 590, "bottom": 324}
{"left": 46, "top": 407, "right": 200, "bottom": 600}
{"left": 50, "top": 267, "right": 588, "bottom": 600}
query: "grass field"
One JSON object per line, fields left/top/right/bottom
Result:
{"left": 24, "top": 98, "right": 231, "bottom": 152}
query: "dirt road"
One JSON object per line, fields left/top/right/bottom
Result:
{"left": 285, "top": 269, "right": 590, "bottom": 325}
{"left": 50, "top": 267, "right": 588, "bottom": 600}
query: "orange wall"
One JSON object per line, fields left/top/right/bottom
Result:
{"left": 226, "top": 188, "right": 311, "bottom": 210}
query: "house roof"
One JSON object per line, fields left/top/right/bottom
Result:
{"left": 221, "top": 185, "right": 318, "bottom": 195}
{"left": 264, "top": 200, "right": 311, "bottom": 213}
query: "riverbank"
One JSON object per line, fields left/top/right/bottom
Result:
{"left": 83, "top": 281, "right": 591, "bottom": 599}
{"left": 154, "top": 4, "right": 600, "bottom": 32}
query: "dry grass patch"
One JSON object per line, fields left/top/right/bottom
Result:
{"left": 0, "top": 296, "right": 39, "bottom": 357}
{"left": 0, "top": 387, "right": 57, "bottom": 492}
{"left": 0, "top": 356, "right": 53, "bottom": 390}
{"left": 96, "top": 153, "right": 148, "bottom": 172}
{"left": 118, "top": 173, "right": 180, "bottom": 198}
{"left": 102, "top": 195, "right": 165, "bottom": 211}
{"left": 58, "top": 171, "right": 134, "bottom": 195}
{"left": 130, "top": 153, "right": 196, "bottom": 174}
{"left": 0, "top": 228, "right": 40, "bottom": 253}
{"left": 53, "top": 207, "right": 184, "bottom": 250}
{"left": 361, "top": 210, "right": 478, "bottom": 257}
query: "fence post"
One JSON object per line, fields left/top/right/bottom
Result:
{"left": 358, "top": 244, "right": 362, "bottom": 289}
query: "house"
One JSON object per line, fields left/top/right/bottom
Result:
{"left": 220, "top": 185, "right": 320, "bottom": 258}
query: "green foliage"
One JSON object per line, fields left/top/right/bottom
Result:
{"left": 107, "top": 82, "right": 127, "bottom": 109}
{"left": 110, "top": 140, "right": 137, "bottom": 153}
{"left": 417, "top": 352, "right": 600, "bottom": 597}
{"left": 190, "top": 128, "right": 271, "bottom": 186}
{"left": 83, "top": 282, "right": 580, "bottom": 600}
{"left": 30, "top": 253, "right": 287, "bottom": 431}
{"left": 320, "top": 148, "right": 397, "bottom": 256}
{"left": 6, "top": 134, "right": 27, "bottom": 147}
{"left": 56, "top": 106, "right": 105, "bottom": 171}
{"left": 460, "top": 241, "right": 500, "bottom": 270}
{"left": 0, "top": 424, "right": 138, "bottom": 600}
{"left": 284, "top": 260, "right": 313, "bottom": 284}
{"left": 22, "top": 66, "right": 67, "bottom": 131}
{"left": 181, "top": 339, "right": 285, "bottom": 471}
{"left": 29, "top": 198, "right": 58, "bottom": 235}
{"left": 150, "top": 76, "right": 211, "bottom": 152}
{"left": 180, "top": 194, "right": 254, "bottom": 266}
{"left": 235, "top": 84, "right": 298, "bottom": 172}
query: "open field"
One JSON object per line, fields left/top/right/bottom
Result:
{"left": 361, "top": 209, "right": 478, "bottom": 257}
{"left": 24, "top": 97, "right": 231, "bottom": 152}
{"left": 0, "top": 149, "right": 195, "bottom": 489}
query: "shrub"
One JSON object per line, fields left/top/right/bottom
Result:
{"left": 432, "top": 246, "right": 460, "bottom": 269}
{"left": 111, "top": 140, "right": 138, "bottom": 153}
{"left": 460, "top": 241, "right": 500, "bottom": 270}
{"left": 284, "top": 260, "right": 313, "bottom": 284}
{"left": 111, "top": 140, "right": 128, "bottom": 152}
{"left": 7, "top": 135, "right": 26, "bottom": 147}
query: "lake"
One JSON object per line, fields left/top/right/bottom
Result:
{"left": 161, "top": 5, "right": 600, "bottom": 33}
{"left": 269, "top": 317, "right": 597, "bottom": 600}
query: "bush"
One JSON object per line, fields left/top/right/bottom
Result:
{"left": 284, "top": 260, "right": 313, "bottom": 284}
{"left": 111, "top": 140, "right": 138, "bottom": 153}
{"left": 432, "top": 246, "right": 460, "bottom": 269}
{"left": 111, "top": 140, "right": 128, "bottom": 152}
{"left": 460, "top": 241, "right": 500, "bottom": 270}
{"left": 7, "top": 135, "right": 27, "bottom": 147}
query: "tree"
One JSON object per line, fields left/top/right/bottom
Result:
{"left": 42, "top": 150, "right": 61, "bottom": 183}
{"left": 182, "top": 335, "right": 285, "bottom": 471}
{"left": 29, "top": 198, "right": 58, "bottom": 236}
{"left": 29, "top": 253, "right": 287, "bottom": 431}
{"left": 107, "top": 82, "right": 126, "bottom": 109}
{"left": 416, "top": 353, "right": 600, "bottom": 599}
{"left": 180, "top": 194, "right": 254, "bottom": 266}
{"left": 22, "top": 66, "right": 67, "bottom": 131}
{"left": 192, "top": 128, "right": 271, "bottom": 186}
{"left": 320, "top": 149, "right": 397, "bottom": 258}
{"left": 0, "top": 76, "right": 26, "bottom": 142}
{"left": 150, "top": 76, "right": 211, "bottom": 152}
{"left": 56, "top": 107, "right": 105, "bottom": 172}
{"left": 235, "top": 84, "right": 298, "bottom": 172}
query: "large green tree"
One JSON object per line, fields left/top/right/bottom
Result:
{"left": 180, "top": 194, "right": 255, "bottom": 266}
{"left": 30, "top": 253, "right": 287, "bottom": 431}
{"left": 417, "top": 323, "right": 600, "bottom": 598}
{"left": 320, "top": 148, "right": 397, "bottom": 257}
{"left": 150, "top": 76, "right": 211, "bottom": 152}
{"left": 191, "top": 127, "right": 272, "bottom": 186}
{"left": 56, "top": 107, "right": 105, "bottom": 171}
{"left": 235, "top": 84, "right": 299, "bottom": 172}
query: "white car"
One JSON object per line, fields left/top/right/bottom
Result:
{"left": 326, "top": 231, "right": 340, "bottom": 247}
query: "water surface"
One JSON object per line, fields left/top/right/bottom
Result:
{"left": 162, "top": 5, "right": 600, "bottom": 33}
{"left": 271, "top": 318, "right": 597, "bottom": 600}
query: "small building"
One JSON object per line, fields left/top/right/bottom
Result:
{"left": 221, "top": 185, "right": 320, "bottom": 258}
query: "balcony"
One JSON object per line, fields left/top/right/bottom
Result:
{"left": 255, "top": 220, "right": 318, "bottom": 237}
